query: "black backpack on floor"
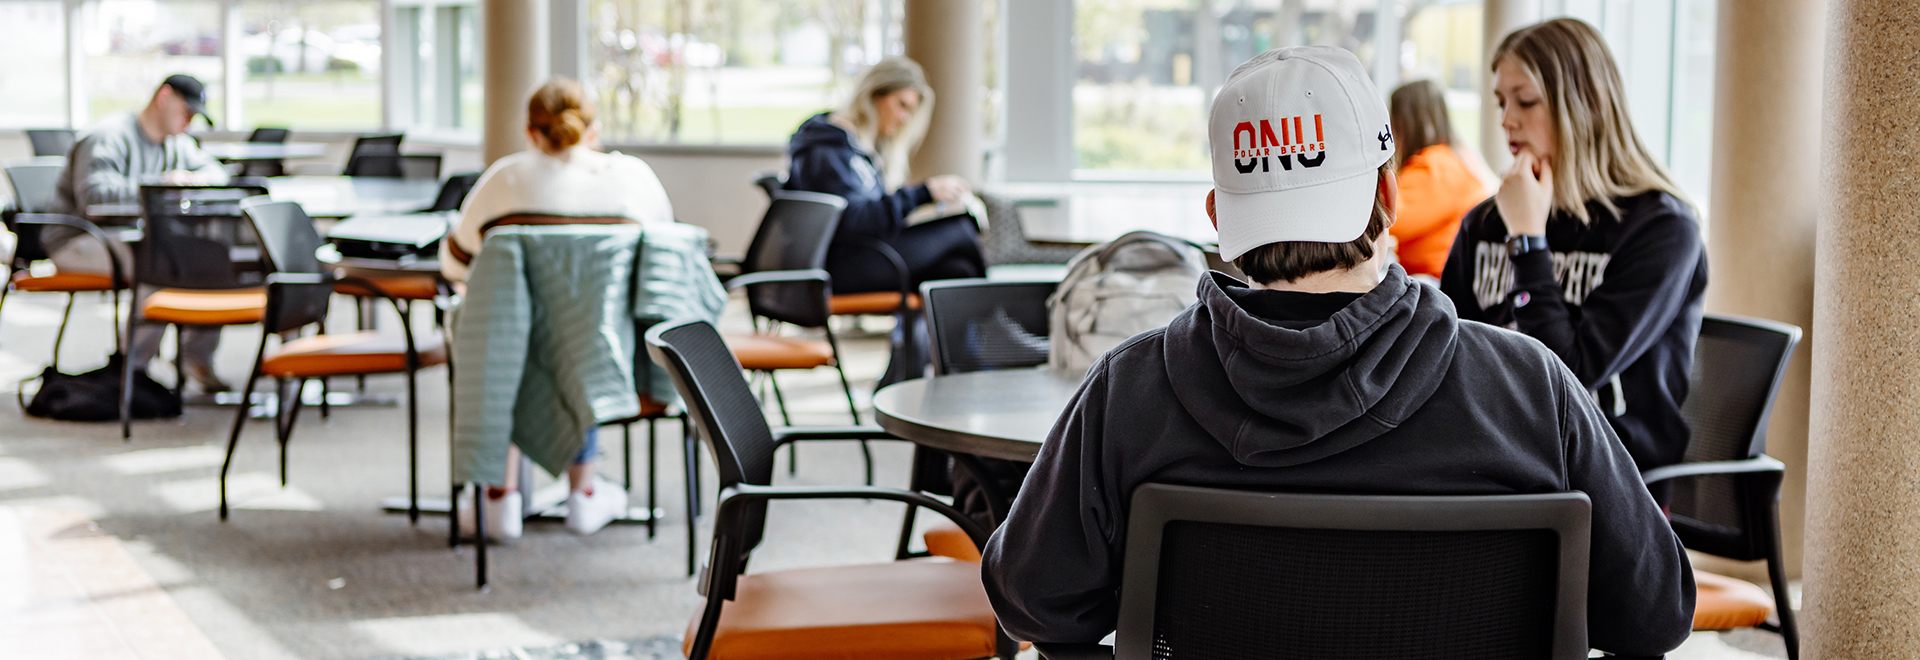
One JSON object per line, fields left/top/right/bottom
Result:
{"left": 22, "top": 354, "right": 182, "bottom": 421}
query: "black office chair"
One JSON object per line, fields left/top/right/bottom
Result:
{"left": 235, "top": 127, "right": 293, "bottom": 177}
{"left": 643, "top": 318, "right": 1014, "bottom": 660}
{"left": 25, "top": 129, "right": 75, "bottom": 158}
{"left": 896, "top": 278, "right": 1056, "bottom": 561}
{"left": 1038, "top": 484, "right": 1593, "bottom": 660}
{"left": 1643, "top": 313, "right": 1802, "bottom": 659}
{"left": 2, "top": 163, "right": 128, "bottom": 369}
{"left": 420, "top": 172, "right": 481, "bottom": 213}
{"left": 347, "top": 153, "right": 441, "bottom": 180}
{"left": 247, "top": 128, "right": 290, "bottom": 143}
{"left": 121, "top": 184, "right": 271, "bottom": 439}
{"left": 340, "top": 133, "right": 404, "bottom": 175}
{"left": 219, "top": 198, "right": 444, "bottom": 522}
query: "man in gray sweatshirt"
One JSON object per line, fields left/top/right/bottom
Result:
{"left": 50, "top": 74, "right": 231, "bottom": 390}
{"left": 980, "top": 47, "right": 1693, "bottom": 658}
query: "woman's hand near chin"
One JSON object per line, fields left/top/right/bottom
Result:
{"left": 1495, "top": 151, "right": 1554, "bottom": 236}
{"left": 925, "top": 174, "right": 971, "bottom": 203}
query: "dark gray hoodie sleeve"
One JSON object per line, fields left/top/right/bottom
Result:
{"left": 981, "top": 364, "right": 1124, "bottom": 643}
{"left": 1557, "top": 361, "right": 1696, "bottom": 655}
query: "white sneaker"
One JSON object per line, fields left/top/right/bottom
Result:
{"left": 455, "top": 487, "right": 522, "bottom": 541}
{"left": 565, "top": 478, "right": 628, "bottom": 535}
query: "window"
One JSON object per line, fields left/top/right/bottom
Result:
{"left": 391, "top": 1, "right": 480, "bottom": 132}
{"left": 239, "top": 0, "right": 383, "bottom": 130}
{"left": 1400, "top": 0, "right": 1484, "bottom": 160}
{"left": 85, "top": 0, "right": 225, "bottom": 124}
{"left": 586, "top": 0, "right": 905, "bottom": 145}
{"left": 1073, "top": 0, "right": 1385, "bottom": 173}
{"left": 0, "top": 1, "right": 67, "bottom": 127}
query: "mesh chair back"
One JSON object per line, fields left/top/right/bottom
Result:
{"left": 645, "top": 319, "right": 781, "bottom": 552}
{"left": 135, "top": 184, "right": 269, "bottom": 290}
{"left": 5, "top": 163, "right": 63, "bottom": 215}
{"left": 247, "top": 128, "right": 291, "bottom": 143}
{"left": 739, "top": 191, "right": 845, "bottom": 328}
{"left": 25, "top": 129, "right": 75, "bottom": 158}
{"left": 348, "top": 153, "right": 441, "bottom": 179}
{"left": 922, "top": 279, "right": 1055, "bottom": 375}
{"left": 342, "top": 134, "right": 404, "bottom": 175}
{"left": 425, "top": 172, "right": 482, "bottom": 212}
{"left": 1117, "top": 485, "right": 1591, "bottom": 660}
{"left": 240, "top": 199, "right": 332, "bottom": 333}
{"left": 1668, "top": 314, "right": 1801, "bottom": 559}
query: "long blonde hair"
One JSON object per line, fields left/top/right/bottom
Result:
{"left": 1493, "top": 18, "right": 1688, "bottom": 222}
{"left": 829, "top": 57, "right": 934, "bottom": 190}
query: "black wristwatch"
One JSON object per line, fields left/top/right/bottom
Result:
{"left": 1505, "top": 234, "right": 1549, "bottom": 256}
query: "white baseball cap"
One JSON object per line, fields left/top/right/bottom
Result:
{"left": 1210, "top": 46, "right": 1394, "bottom": 261}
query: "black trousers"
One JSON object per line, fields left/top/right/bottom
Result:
{"left": 825, "top": 215, "right": 986, "bottom": 294}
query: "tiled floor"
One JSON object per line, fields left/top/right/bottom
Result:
{"left": 0, "top": 289, "right": 1791, "bottom": 659}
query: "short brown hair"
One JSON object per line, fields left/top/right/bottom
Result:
{"left": 527, "top": 78, "right": 594, "bottom": 150}
{"left": 1233, "top": 162, "right": 1393, "bottom": 284}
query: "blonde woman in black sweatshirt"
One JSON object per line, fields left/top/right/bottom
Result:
{"left": 1440, "top": 18, "right": 1708, "bottom": 502}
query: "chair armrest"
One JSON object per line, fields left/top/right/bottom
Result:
{"left": 847, "top": 236, "right": 913, "bottom": 311}
{"left": 1034, "top": 643, "right": 1114, "bottom": 660}
{"left": 16, "top": 213, "right": 125, "bottom": 286}
{"left": 771, "top": 425, "right": 901, "bottom": 444}
{"left": 722, "top": 483, "right": 991, "bottom": 549}
{"left": 1641, "top": 455, "right": 1785, "bottom": 485}
{"left": 725, "top": 268, "right": 830, "bottom": 292}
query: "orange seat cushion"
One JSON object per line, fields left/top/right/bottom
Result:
{"left": 725, "top": 334, "right": 835, "bottom": 371}
{"left": 923, "top": 522, "right": 982, "bottom": 562}
{"left": 1693, "top": 570, "right": 1777, "bottom": 631}
{"left": 261, "top": 332, "right": 448, "bottom": 377}
{"left": 141, "top": 288, "right": 267, "bottom": 325}
{"left": 606, "top": 395, "right": 673, "bottom": 423}
{"left": 335, "top": 274, "right": 441, "bottom": 301}
{"left": 14, "top": 273, "right": 118, "bottom": 292}
{"left": 683, "top": 559, "right": 999, "bottom": 660}
{"left": 829, "top": 292, "right": 921, "bottom": 316}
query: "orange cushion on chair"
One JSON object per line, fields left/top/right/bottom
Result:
{"left": 13, "top": 273, "right": 118, "bottom": 292}
{"left": 923, "top": 522, "right": 982, "bottom": 563}
{"left": 1692, "top": 570, "right": 1777, "bottom": 631}
{"left": 261, "top": 332, "right": 447, "bottom": 378}
{"left": 141, "top": 288, "right": 267, "bottom": 325}
{"left": 829, "top": 291, "right": 921, "bottom": 316}
{"left": 335, "top": 274, "right": 441, "bottom": 301}
{"left": 682, "top": 559, "right": 1000, "bottom": 660}
{"left": 725, "top": 334, "right": 835, "bottom": 370}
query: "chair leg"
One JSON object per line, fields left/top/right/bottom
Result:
{"left": 622, "top": 422, "right": 634, "bottom": 494}
{"left": 1764, "top": 498, "right": 1800, "bottom": 660}
{"left": 120, "top": 312, "right": 139, "bottom": 441}
{"left": 219, "top": 339, "right": 270, "bottom": 521}
{"left": 406, "top": 365, "right": 420, "bottom": 524}
{"left": 276, "top": 377, "right": 311, "bottom": 487}
{"left": 647, "top": 418, "right": 658, "bottom": 539}
{"left": 50, "top": 293, "right": 76, "bottom": 371}
{"left": 473, "top": 483, "right": 488, "bottom": 590}
{"left": 825, "top": 329, "right": 873, "bottom": 484}
{"left": 894, "top": 502, "right": 921, "bottom": 560}
{"left": 172, "top": 328, "right": 185, "bottom": 400}
{"left": 684, "top": 417, "right": 699, "bottom": 576}
{"left": 765, "top": 372, "right": 798, "bottom": 476}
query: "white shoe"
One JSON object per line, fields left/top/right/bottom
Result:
{"left": 456, "top": 487, "right": 522, "bottom": 541}
{"left": 565, "top": 478, "right": 628, "bottom": 535}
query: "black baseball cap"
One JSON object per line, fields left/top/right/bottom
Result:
{"left": 162, "top": 74, "right": 212, "bottom": 126}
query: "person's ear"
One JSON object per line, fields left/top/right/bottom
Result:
{"left": 1207, "top": 189, "right": 1218, "bottom": 230}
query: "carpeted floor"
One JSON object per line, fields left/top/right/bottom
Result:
{"left": 0, "top": 288, "right": 1789, "bottom": 659}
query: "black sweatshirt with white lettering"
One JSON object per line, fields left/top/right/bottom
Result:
{"left": 1438, "top": 191, "right": 1708, "bottom": 478}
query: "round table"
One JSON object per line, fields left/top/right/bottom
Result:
{"left": 871, "top": 367, "right": 1084, "bottom": 462}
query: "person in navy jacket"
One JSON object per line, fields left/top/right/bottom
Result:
{"left": 783, "top": 57, "right": 983, "bottom": 295}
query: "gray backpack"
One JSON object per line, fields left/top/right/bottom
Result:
{"left": 1047, "top": 231, "right": 1208, "bottom": 376}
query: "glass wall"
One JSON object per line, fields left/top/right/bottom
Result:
{"left": 239, "top": 0, "right": 383, "bottom": 130}
{"left": 85, "top": 0, "right": 224, "bottom": 124}
{"left": 0, "top": 1, "right": 67, "bottom": 127}
{"left": 586, "top": 0, "right": 904, "bottom": 145}
{"left": 1400, "top": 0, "right": 1484, "bottom": 166}
{"left": 1073, "top": 0, "right": 1384, "bottom": 173}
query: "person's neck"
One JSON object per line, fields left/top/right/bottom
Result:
{"left": 1248, "top": 259, "right": 1385, "bottom": 294}
{"left": 135, "top": 107, "right": 168, "bottom": 143}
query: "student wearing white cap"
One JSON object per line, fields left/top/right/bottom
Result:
{"left": 982, "top": 46, "right": 1692, "bottom": 657}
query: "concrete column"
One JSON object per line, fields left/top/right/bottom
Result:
{"left": 1479, "top": 0, "right": 1539, "bottom": 174}
{"left": 1805, "top": 1, "right": 1920, "bottom": 655}
{"left": 904, "top": 0, "right": 984, "bottom": 183}
{"left": 482, "top": 0, "right": 548, "bottom": 165}
{"left": 1701, "top": 0, "right": 1824, "bottom": 582}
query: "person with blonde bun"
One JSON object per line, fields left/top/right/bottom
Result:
{"left": 784, "top": 56, "right": 983, "bottom": 296}
{"left": 445, "top": 77, "right": 674, "bottom": 539}
{"left": 1439, "top": 18, "right": 1708, "bottom": 504}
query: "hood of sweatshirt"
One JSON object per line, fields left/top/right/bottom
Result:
{"left": 788, "top": 113, "right": 863, "bottom": 158}
{"left": 1165, "top": 267, "right": 1460, "bottom": 467}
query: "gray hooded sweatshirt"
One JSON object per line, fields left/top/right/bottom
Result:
{"left": 981, "top": 267, "right": 1693, "bottom": 657}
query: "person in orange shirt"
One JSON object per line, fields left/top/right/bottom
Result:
{"left": 1387, "top": 79, "right": 1490, "bottom": 280}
